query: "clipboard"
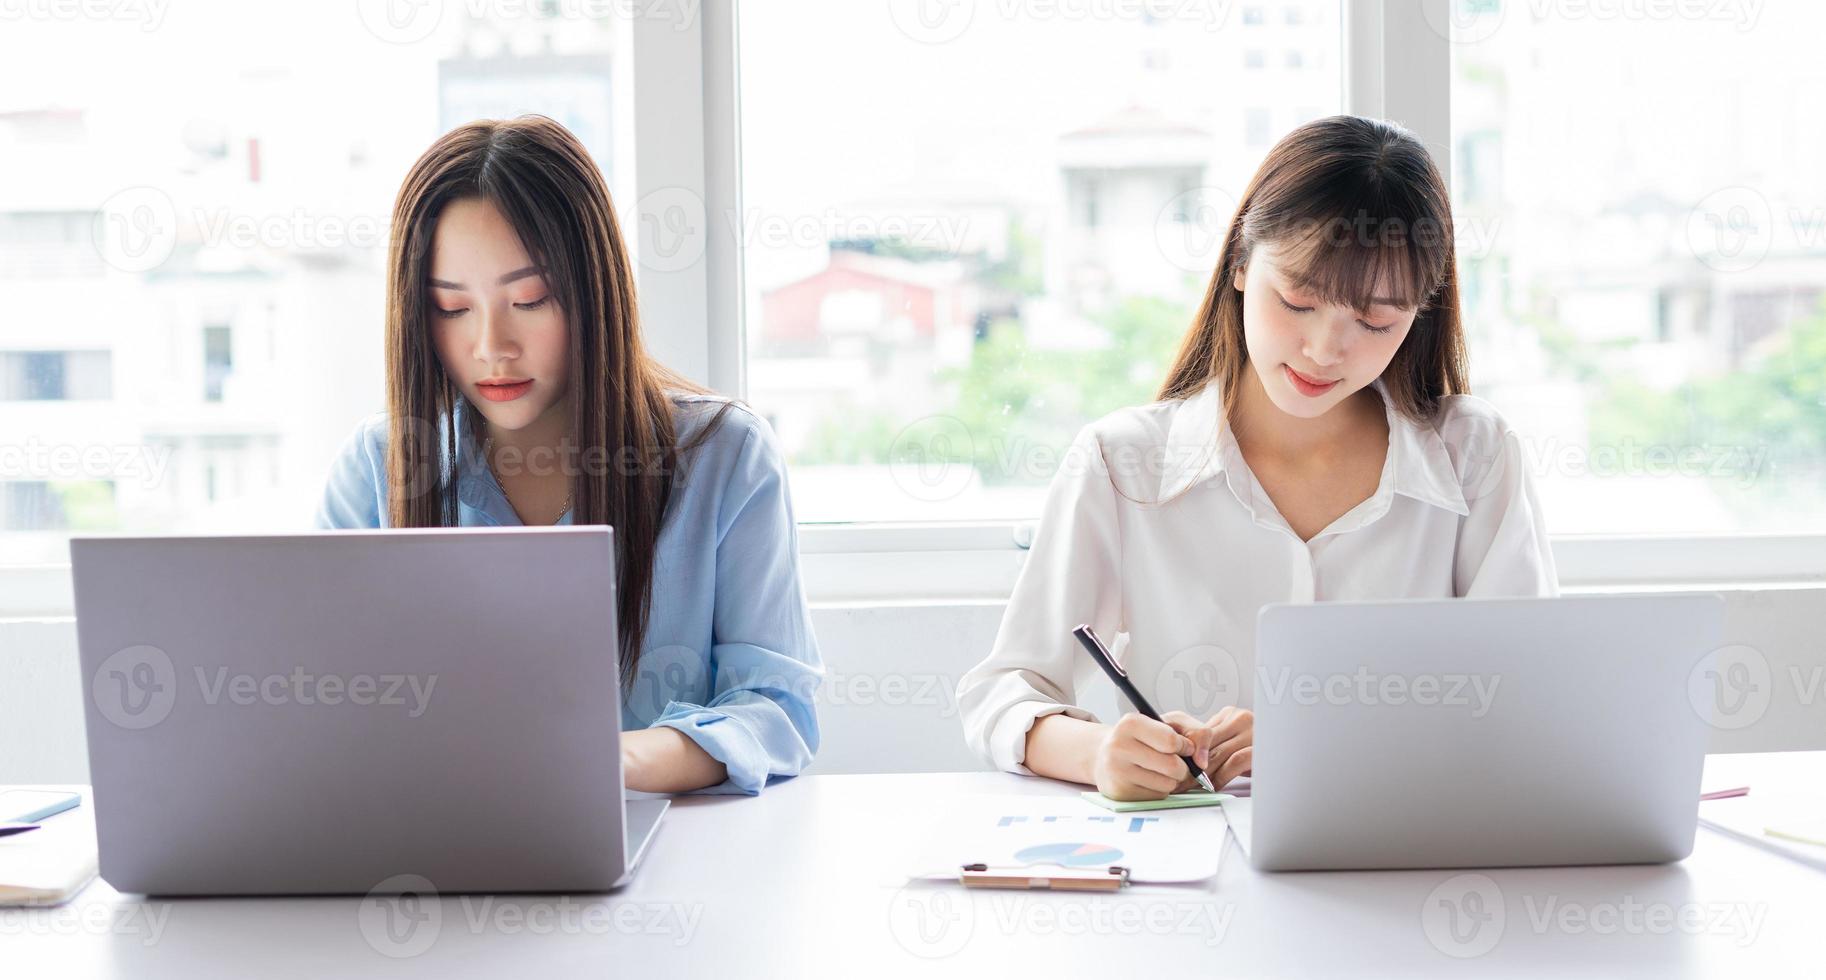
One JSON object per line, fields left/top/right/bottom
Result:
{"left": 959, "top": 862, "right": 1130, "bottom": 892}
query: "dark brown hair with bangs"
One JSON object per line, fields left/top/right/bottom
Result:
{"left": 1158, "top": 114, "right": 1468, "bottom": 424}
{"left": 384, "top": 115, "right": 731, "bottom": 687}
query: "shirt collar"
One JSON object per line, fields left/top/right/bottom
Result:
{"left": 1159, "top": 375, "right": 1469, "bottom": 517}
{"left": 448, "top": 399, "right": 574, "bottom": 526}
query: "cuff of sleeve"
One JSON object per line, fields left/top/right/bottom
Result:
{"left": 651, "top": 702, "right": 769, "bottom": 796}
{"left": 990, "top": 700, "right": 1099, "bottom": 776}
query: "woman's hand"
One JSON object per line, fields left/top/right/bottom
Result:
{"left": 1092, "top": 712, "right": 1206, "bottom": 801}
{"left": 620, "top": 727, "right": 728, "bottom": 794}
{"left": 620, "top": 737, "right": 646, "bottom": 791}
{"left": 1182, "top": 705, "right": 1253, "bottom": 789}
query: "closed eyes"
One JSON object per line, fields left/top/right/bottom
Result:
{"left": 1276, "top": 293, "right": 1395, "bottom": 334}
{"left": 432, "top": 296, "right": 551, "bottom": 319}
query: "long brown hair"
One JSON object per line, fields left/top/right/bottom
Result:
{"left": 1159, "top": 114, "right": 1469, "bottom": 425}
{"left": 383, "top": 115, "right": 729, "bottom": 686}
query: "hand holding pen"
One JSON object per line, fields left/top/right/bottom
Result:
{"left": 1073, "top": 624, "right": 1222, "bottom": 800}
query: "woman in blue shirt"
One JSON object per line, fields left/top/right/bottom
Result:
{"left": 315, "top": 115, "right": 821, "bottom": 796}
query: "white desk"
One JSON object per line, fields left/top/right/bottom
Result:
{"left": 4, "top": 753, "right": 1822, "bottom": 978}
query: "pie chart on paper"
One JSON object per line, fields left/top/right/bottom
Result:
{"left": 1012, "top": 842, "right": 1125, "bottom": 868}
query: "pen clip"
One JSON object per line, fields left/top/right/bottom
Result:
{"left": 1073, "top": 624, "right": 1127, "bottom": 677}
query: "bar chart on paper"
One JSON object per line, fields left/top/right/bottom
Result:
{"left": 916, "top": 796, "right": 1226, "bottom": 883}
{"left": 997, "top": 814, "right": 1163, "bottom": 833}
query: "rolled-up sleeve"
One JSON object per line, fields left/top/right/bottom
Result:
{"left": 651, "top": 419, "right": 822, "bottom": 795}
{"left": 1454, "top": 422, "right": 1559, "bottom": 598}
{"left": 315, "top": 415, "right": 386, "bottom": 530}
{"left": 956, "top": 425, "right": 1116, "bottom": 775}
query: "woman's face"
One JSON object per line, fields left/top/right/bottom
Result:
{"left": 427, "top": 197, "right": 569, "bottom": 434}
{"left": 1233, "top": 245, "right": 1418, "bottom": 420}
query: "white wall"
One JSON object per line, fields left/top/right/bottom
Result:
{"left": 1, "top": 620, "right": 89, "bottom": 784}
{"left": 3, "top": 588, "right": 1823, "bottom": 785}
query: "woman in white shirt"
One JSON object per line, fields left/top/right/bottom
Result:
{"left": 956, "top": 115, "right": 1558, "bottom": 800}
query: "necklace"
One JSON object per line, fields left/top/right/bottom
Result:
{"left": 484, "top": 453, "right": 572, "bottom": 525}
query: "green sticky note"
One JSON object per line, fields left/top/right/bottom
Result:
{"left": 1080, "top": 791, "right": 1233, "bottom": 812}
{"left": 1764, "top": 820, "right": 1826, "bottom": 848}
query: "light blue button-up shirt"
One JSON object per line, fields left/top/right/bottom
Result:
{"left": 314, "top": 393, "right": 822, "bottom": 795}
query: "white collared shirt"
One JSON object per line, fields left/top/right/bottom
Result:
{"left": 956, "top": 376, "right": 1560, "bottom": 775}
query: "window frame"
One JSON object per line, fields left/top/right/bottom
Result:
{"left": 2, "top": 0, "right": 1819, "bottom": 617}
{"left": 662, "top": 0, "right": 1820, "bottom": 600}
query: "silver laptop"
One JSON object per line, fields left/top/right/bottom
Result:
{"left": 72, "top": 526, "right": 664, "bottom": 896}
{"left": 1231, "top": 594, "right": 1724, "bottom": 871}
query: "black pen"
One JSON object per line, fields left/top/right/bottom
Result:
{"left": 1072, "top": 624, "right": 1218, "bottom": 794}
